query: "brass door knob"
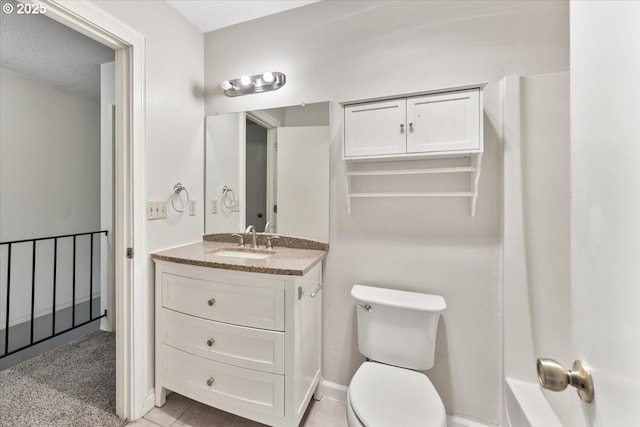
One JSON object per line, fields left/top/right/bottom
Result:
{"left": 537, "top": 358, "right": 594, "bottom": 403}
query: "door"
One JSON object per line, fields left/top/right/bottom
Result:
{"left": 277, "top": 126, "right": 329, "bottom": 242}
{"left": 344, "top": 99, "right": 406, "bottom": 158}
{"left": 406, "top": 89, "right": 480, "bottom": 154}
{"left": 570, "top": 2, "right": 640, "bottom": 424}
{"left": 245, "top": 120, "right": 268, "bottom": 231}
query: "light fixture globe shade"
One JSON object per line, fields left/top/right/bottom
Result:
{"left": 240, "top": 75, "right": 252, "bottom": 87}
{"left": 262, "top": 71, "right": 275, "bottom": 83}
{"left": 220, "top": 80, "right": 233, "bottom": 91}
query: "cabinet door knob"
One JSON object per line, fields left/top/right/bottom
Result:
{"left": 400, "top": 123, "right": 405, "bottom": 133}
{"left": 206, "top": 377, "right": 215, "bottom": 387}
{"left": 207, "top": 298, "right": 216, "bottom": 306}
{"left": 206, "top": 338, "right": 215, "bottom": 347}
{"left": 408, "top": 122, "right": 414, "bottom": 132}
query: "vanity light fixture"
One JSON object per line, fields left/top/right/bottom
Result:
{"left": 220, "top": 71, "right": 286, "bottom": 97}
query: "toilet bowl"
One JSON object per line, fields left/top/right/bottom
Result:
{"left": 347, "top": 362, "right": 446, "bottom": 427}
{"left": 348, "top": 285, "right": 448, "bottom": 427}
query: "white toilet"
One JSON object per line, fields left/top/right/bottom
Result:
{"left": 347, "top": 285, "right": 447, "bottom": 427}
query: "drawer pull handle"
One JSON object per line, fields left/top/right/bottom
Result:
{"left": 207, "top": 298, "right": 216, "bottom": 306}
{"left": 206, "top": 338, "right": 215, "bottom": 347}
{"left": 206, "top": 377, "right": 215, "bottom": 387}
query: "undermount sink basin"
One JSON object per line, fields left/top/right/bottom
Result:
{"left": 213, "top": 248, "right": 274, "bottom": 260}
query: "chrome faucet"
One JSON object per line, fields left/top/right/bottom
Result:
{"left": 264, "top": 221, "right": 274, "bottom": 233}
{"left": 245, "top": 225, "right": 259, "bottom": 249}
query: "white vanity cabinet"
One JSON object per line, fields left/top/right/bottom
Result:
{"left": 154, "top": 260, "right": 323, "bottom": 427}
{"left": 344, "top": 87, "right": 482, "bottom": 160}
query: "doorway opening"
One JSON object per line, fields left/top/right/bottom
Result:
{"left": 0, "top": 0, "right": 142, "bottom": 421}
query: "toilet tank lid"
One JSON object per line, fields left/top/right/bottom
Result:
{"left": 351, "top": 285, "right": 446, "bottom": 312}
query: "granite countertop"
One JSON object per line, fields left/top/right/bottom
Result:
{"left": 151, "top": 235, "right": 328, "bottom": 276}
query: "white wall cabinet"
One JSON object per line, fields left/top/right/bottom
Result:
{"left": 344, "top": 87, "right": 482, "bottom": 160}
{"left": 343, "top": 86, "right": 484, "bottom": 216}
{"left": 155, "top": 261, "right": 323, "bottom": 427}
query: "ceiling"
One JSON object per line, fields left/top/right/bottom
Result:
{"left": 166, "top": 0, "right": 320, "bottom": 33}
{"left": 0, "top": 0, "right": 114, "bottom": 100}
{"left": 0, "top": 0, "right": 318, "bottom": 99}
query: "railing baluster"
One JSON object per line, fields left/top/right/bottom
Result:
{"left": 89, "top": 233, "right": 94, "bottom": 321}
{"left": 72, "top": 236, "right": 76, "bottom": 328}
{"left": 0, "top": 230, "right": 108, "bottom": 359}
{"left": 52, "top": 238, "right": 57, "bottom": 336}
{"left": 30, "top": 241, "right": 37, "bottom": 345}
{"left": 4, "top": 243, "right": 12, "bottom": 357}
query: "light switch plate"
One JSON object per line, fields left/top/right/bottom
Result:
{"left": 189, "top": 200, "right": 196, "bottom": 216}
{"left": 147, "top": 201, "right": 167, "bottom": 220}
{"left": 211, "top": 199, "right": 218, "bottom": 214}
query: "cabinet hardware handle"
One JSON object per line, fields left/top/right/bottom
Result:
{"left": 408, "top": 122, "right": 414, "bottom": 132}
{"left": 207, "top": 298, "right": 216, "bottom": 306}
{"left": 358, "top": 303, "right": 372, "bottom": 313}
{"left": 298, "top": 283, "right": 323, "bottom": 300}
{"left": 207, "top": 338, "right": 215, "bottom": 347}
{"left": 206, "top": 377, "right": 215, "bottom": 387}
{"left": 400, "top": 123, "right": 405, "bottom": 133}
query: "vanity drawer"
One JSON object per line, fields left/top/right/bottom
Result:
{"left": 160, "top": 345, "right": 284, "bottom": 418}
{"left": 159, "top": 308, "right": 284, "bottom": 374}
{"left": 162, "top": 273, "right": 284, "bottom": 330}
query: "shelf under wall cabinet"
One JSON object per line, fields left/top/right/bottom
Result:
{"left": 344, "top": 152, "right": 483, "bottom": 216}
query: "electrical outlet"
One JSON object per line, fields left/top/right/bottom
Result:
{"left": 230, "top": 201, "right": 240, "bottom": 212}
{"left": 211, "top": 199, "right": 218, "bottom": 214}
{"left": 189, "top": 200, "right": 196, "bottom": 216}
{"left": 146, "top": 201, "right": 167, "bottom": 220}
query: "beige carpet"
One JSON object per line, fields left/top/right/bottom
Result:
{"left": 0, "top": 330, "right": 126, "bottom": 427}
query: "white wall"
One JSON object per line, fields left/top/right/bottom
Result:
{"left": 0, "top": 68, "right": 101, "bottom": 241}
{"left": 205, "top": 113, "right": 243, "bottom": 233}
{"left": 0, "top": 67, "right": 101, "bottom": 328}
{"left": 204, "top": 2, "right": 568, "bottom": 423}
{"left": 85, "top": 0, "right": 205, "bottom": 415}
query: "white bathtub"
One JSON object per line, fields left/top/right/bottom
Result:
{"left": 501, "top": 73, "right": 570, "bottom": 427}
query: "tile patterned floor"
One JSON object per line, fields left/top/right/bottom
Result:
{"left": 128, "top": 393, "right": 348, "bottom": 427}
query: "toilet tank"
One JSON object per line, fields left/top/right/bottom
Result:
{"left": 352, "top": 285, "right": 446, "bottom": 370}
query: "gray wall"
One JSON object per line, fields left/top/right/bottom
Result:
{"left": 0, "top": 68, "right": 101, "bottom": 330}
{"left": 203, "top": 1, "right": 569, "bottom": 423}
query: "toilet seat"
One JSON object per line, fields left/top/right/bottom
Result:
{"left": 349, "top": 362, "right": 446, "bottom": 427}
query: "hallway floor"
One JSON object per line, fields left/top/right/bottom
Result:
{"left": 0, "top": 330, "right": 123, "bottom": 427}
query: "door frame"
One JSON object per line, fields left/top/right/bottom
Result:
{"left": 246, "top": 111, "right": 280, "bottom": 230}
{"left": 28, "top": 0, "right": 146, "bottom": 420}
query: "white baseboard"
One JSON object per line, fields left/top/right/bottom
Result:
{"left": 320, "top": 379, "right": 348, "bottom": 402}
{"left": 447, "top": 415, "right": 495, "bottom": 427}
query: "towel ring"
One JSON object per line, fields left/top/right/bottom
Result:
{"left": 171, "top": 182, "right": 190, "bottom": 212}
{"left": 222, "top": 185, "right": 236, "bottom": 209}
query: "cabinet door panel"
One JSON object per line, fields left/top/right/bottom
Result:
{"left": 407, "top": 89, "right": 481, "bottom": 153}
{"left": 345, "top": 99, "right": 406, "bottom": 158}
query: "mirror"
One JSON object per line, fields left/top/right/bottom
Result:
{"left": 205, "top": 102, "right": 330, "bottom": 243}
